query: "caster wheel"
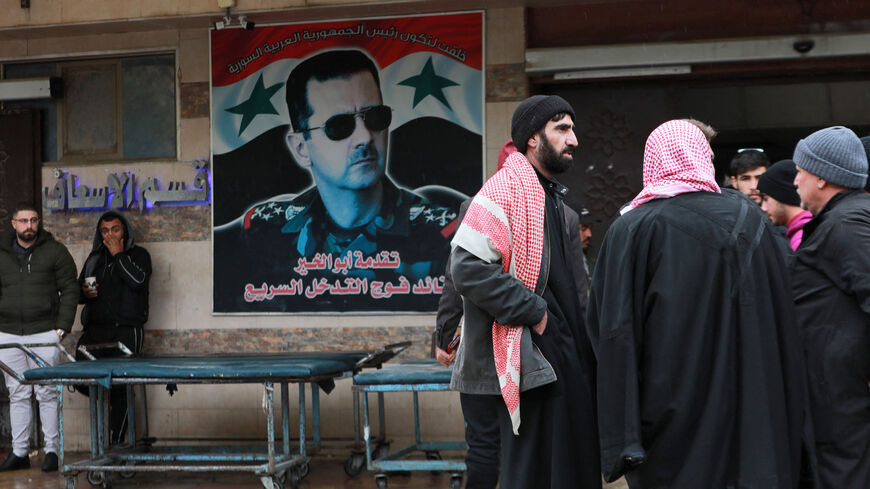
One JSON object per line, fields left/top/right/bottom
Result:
{"left": 344, "top": 453, "right": 365, "bottom": 477}
{"left": 425, "top": 451, "right": 441, "bottom": 475}
{"left": 65, "top": 476, "right": 78, "bottom": 489}
{"left": 449, "top": 473, "right": 463, "bottom": 489}
{"left": 375, "top": 442, "right": 390, "bottom": 459}
{"left": 375, "top": 473, "right": 388, "bottom": 489}
{"left": 86, "top": 471, "right": 104, "bottom": 487}
{"left": 288, "top": 469, "right": 301, "bottom": 489}
{"left": 298, "top": 462, "right": 310, "bottom": 479}
{"left": 119, "top": 460, "right": 136, "bottom": 479}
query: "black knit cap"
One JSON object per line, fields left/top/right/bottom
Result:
{"left": 511, "top": 95, "right": 575, "bottom": 154}
{"left": 757, "top": 159, "right": 801, "bottom": 207}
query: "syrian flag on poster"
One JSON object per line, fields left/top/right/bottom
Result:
{"left": 210, "top": 13, "right": 484, "bottom": 227}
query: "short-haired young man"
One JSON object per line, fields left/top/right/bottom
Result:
{"left": 77, "top": 211, "right": 151, "bottom": 446}
{"left": 729, "top": 148, "right": 770, "bottom": 204}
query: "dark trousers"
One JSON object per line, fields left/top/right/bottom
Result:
{"left": 75, "top": 325, "right": 144, "bottom": 445}
{"left": 460, "top": 393, "right": 501, "bottom": 489}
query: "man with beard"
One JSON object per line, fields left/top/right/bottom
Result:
{"left": 77, "top": 211, "right": 151, "bottom": 446}
{"left": 729, "top": 148, "right": 770, "bottom": 204}
{"left": 757, "top": 159, "right": 812, "bottom": 251}
{"left": 214, "top": 49, "right": 461, "bottom": 312}
{"left": 0, "top": 203, "right": 77, "bottom": 472}
{"left": 588, "top": 120, "right": 814, "bottom": 488}
{"left": 450, "top": 95, "right": 601, "bottom": 489}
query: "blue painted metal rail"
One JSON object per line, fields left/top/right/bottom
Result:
{"left": 16, "top": 342, "right": 411, "bottom": 489}
{"left": 352, "top": 361, "right": 466, "bottom": 489}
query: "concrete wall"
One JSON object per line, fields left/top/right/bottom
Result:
{"left": 1, "top": 5, "right": 526, "bottom": 450}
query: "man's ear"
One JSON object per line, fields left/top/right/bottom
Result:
{"left": 730, "top": 176, "right": 738, "bottom": 188}
{"left": 286, "top": 132, "right": 312, "bottom": 168}
{"left": 526, "top": 133, "right": 539, "bottom": 151}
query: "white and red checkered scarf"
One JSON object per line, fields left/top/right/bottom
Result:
{"left": 625, "top": 119, "right": 721, "bottom": 212}
{"left": 452, "top": 151, "right": 544, "bottom": 435}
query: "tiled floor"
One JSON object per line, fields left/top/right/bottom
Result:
{"left": 0, "top": 452, "right": 629, "bottom": 489}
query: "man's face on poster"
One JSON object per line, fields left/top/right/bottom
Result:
{"left": 293, "top": 70, "right": 388, "bottom": 192}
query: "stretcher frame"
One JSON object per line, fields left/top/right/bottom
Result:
{"left": 352, "top": 362, "right": 466, "bottom": 489}
{"left": 6, "top": 341, "right": 410, "bottom": 489}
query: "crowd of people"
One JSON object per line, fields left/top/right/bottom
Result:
{"left": 440, "top": 95, "right": 870, "bottom": 489}
{"left": 0, "top": 208, "right": 151, "bottom": 471}
{"left": 2, "top": 91, "right": 867, "bottom": 489}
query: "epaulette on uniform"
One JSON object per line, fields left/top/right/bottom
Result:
{"left": 243, "top": 200, "right": 306, "bottom": 230}
{"left": 409, "top": 202, "right": 458, "bottom": 230}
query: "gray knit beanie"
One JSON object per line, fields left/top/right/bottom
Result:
{"left": 792, "top": 126, "right": 868, "bottom": 189}
{"left": 861, "top": 136, "right": 870, "bottom": 192}
{"left": 511, "top": 95, "right": 575, "bottom": 154}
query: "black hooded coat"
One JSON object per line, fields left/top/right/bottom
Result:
{"left": 78, "top": 212, "right": 151, "bottom": 339}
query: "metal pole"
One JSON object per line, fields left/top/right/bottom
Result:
{"left": 264, "top": 382, "right": 276, "bottom": 475}
{"left": 298, "top": 383, "right": 306, "bottom": 457}
{"left": 281, "top": 383, "right": 290, "bottom": 456}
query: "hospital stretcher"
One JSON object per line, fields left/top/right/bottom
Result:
{"left": 352, "top": 360, "right": 467, "bottom": 489}
{"left": 12, "top": 341, "right": 410, "bottom": 489}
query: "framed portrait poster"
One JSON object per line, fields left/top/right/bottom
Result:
{"left": 211, "top": 12, "right": 484, "bottom": 313}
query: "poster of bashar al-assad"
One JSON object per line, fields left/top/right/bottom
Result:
{"left": 211, "top": 12, "right": 483, "bottom": 313}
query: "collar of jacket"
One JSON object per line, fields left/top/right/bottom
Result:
{"left": 802, "top": 189, "right": 863, "bottom": 239}
{"left": 281, "top": 178, "right": 413, "bottom": 238}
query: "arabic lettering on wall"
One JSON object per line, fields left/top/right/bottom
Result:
{"left": 226, "top": 24, "right": 469, "bottom": 76}
{"left": 43, "top": 161, "right": 210, "bottom": 212}
{"left": 244, "top": 250, "right": 445, "bottom": 302}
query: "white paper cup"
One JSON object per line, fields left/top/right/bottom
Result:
{"left": 85, "top": 276, "right": 97, "bottom": 288}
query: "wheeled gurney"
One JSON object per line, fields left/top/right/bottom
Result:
{"left": 19, "top": 342, "right": 410, "bottom": 489}
{"left": 352, "top": 360, "right": 467, "bottom": 489}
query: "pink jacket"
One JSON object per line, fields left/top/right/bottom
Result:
{"left": 786, "top": 210, "right": 813, "bottom": 250}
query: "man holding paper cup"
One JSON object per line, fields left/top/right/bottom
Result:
{"left": 77, "top": 211, "right": 151, "bottom": 446}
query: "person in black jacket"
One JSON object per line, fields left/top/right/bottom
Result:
{"left": 77, "top": 211, "right": 151, "bottom": 446}
{"left": 790, "top": 126, "right": 870, "bottom": 489}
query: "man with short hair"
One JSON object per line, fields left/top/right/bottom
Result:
{"left": 790, "top": 126, "right": 870, "bottom": 489}
{"left": 729, "top": 148, "right": 770, "bottom": 204}
{"left": 0, "top": 203, "right": 77, "bottom": 472}
{"left": 588, "top": 120, "right": 813, "bottom": 488}
{"left": 758, "top": 159, "right": 813, "bottom": 250}
{"left": 77, "top": 211, "right": 151, "bottom": 446}
{"left": 450, "top": 95, "right": 600, "bottom": 488}
{"left": 215, "top": 49, "right": 460, "bottom": 311}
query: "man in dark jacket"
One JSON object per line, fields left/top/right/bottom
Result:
{"left": 450, "top": 96, "right": 600, "bottom": 489}
{"left": 0, "top": 203, "right": 77, "bottom": 472}
{"left": 77, "top": 211, "right": 151, "bottom": 446}
{"left": 790, "top": 125, "right": 870, "bottom": 489}
{"left": 588, "top": 120, "right": 813, "bottom": 488}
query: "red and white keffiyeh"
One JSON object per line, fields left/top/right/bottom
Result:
{"left": 625, "top": 119, "right": 721, "bottom": 212}
{"left": 451, "top": 151, "right": 545, "bottom": 435}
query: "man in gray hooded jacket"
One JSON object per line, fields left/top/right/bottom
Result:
{"left": 77, "top": 211, "right": 151, "bottom": 445}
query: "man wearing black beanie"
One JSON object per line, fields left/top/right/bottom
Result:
{"left": 757, "top": 159, "right": 812, "bottom": 250}
{"left": 450, "top": 95, "right": 600, "bottom": 488}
